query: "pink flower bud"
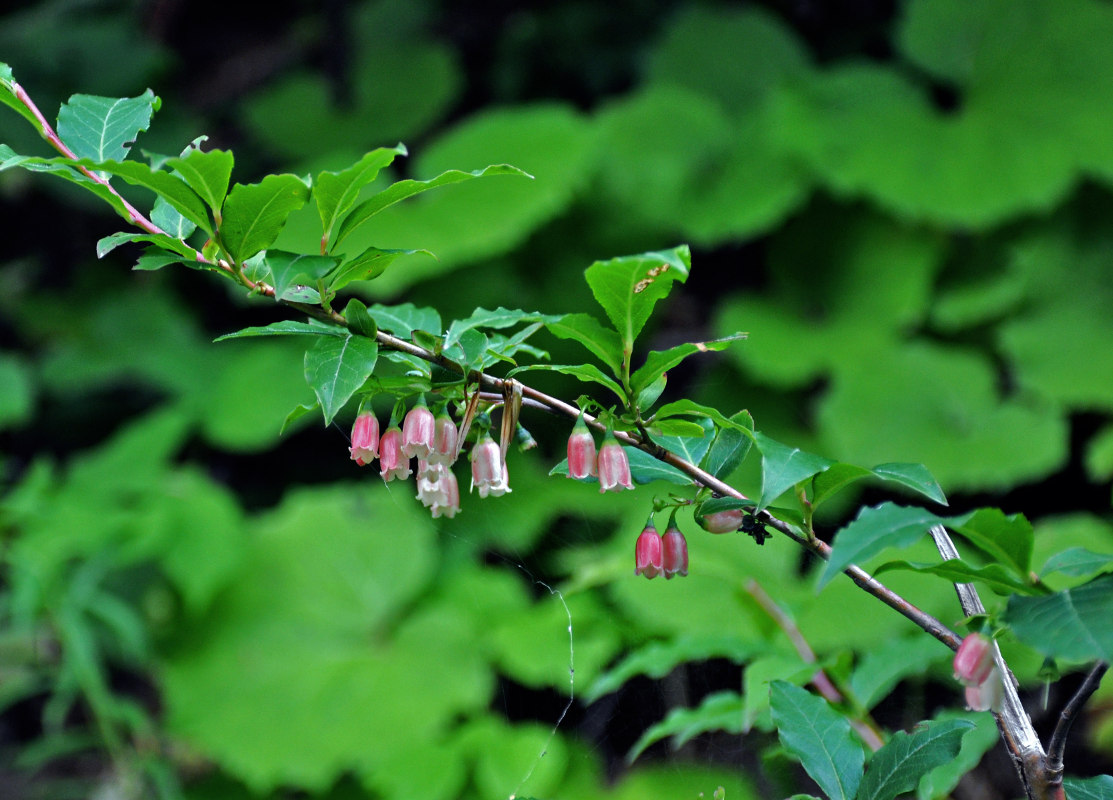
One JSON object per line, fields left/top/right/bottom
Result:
{"left": 378, "top": 427, "right": 412, "bottom": 482}
{"left": 964, "top": 666, "right": 1004, "bottom": 712}
{"left": 597, "top": 435, "right": 634, "bottom": 493}
{"left": 401, "top": 400, "right": 436, "bottom": 459}
{"left": 953, "top": 633, "right": 996, "bottom": 687}
{"left": 349, "top": 410, "right": 379, "bottom": 466}
{"left": 470, "top": 433, "right": 510, "bottom": 498}
{"left": 566, "top": 416, "right": 597, "bottom": 479}
{"left": 695, "top": 506, "right": 744, "bottom": 534}
{"left": 662, "top": 524, "right": 689, "bottom": 579}
{"left": 635, "top": 520, "right": 663, "bottom": 579}
{"left": 428, "top": 411, "right": 459, "bottom": 466}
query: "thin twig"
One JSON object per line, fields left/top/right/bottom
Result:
{"left": 1046, "top": 660, "right": 1109, "bottom": 773}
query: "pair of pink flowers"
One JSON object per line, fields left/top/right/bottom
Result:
{"left": 566, "top": 415, "right": 634, "bottom": 492}
{"left": 634, "top": 517, "right": 688, "bottom": 580}
{"left": 953, "top": 632, "right": 1004, "bottom": 712}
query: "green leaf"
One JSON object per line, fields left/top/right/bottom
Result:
{"left": 281, "top": 402, "right": 319, "bottom": 435}
{"left": 133, "top": 252, "right": 197, "bottom": 272}
{"left": 151, "top": 195, "right": 196, "bottom": 239}
{"left": 263, "top": 251, "right": 340, "bottom": 303}
{"left": 872, "top": 559, "right": 1044, "bottom": 596}
{"left": 545, "top": 312, "right": 625, "bottom": 377}
{"left": 583, "top": 246, "right": 691, "bottom": 352}
{"left": 219, "top": 174, "right": 310, "bottom": 264}
{"left": 654, "top": 398, "right": 756, "bottom": 435}
{"left": 97, "top": 231, "right": 196, "bottom": 260}
{"left": 165, "top": 145, "right": 234, "bottom": 219}
{"left": 0, "top": 147, "right": 137, "bottom": 225}
{"left": 952, "top": 508, "right": 1034, "bottom": 577}
{"left": 820, "top": 503, "right": 956, "bottom": 590}
{"left": 1064, "top": 775, "right": 1113, "bottom": 800}
{"left": 697, "top": 496, "right": 758, "bottom": 515}
{"left": 755, "top": 432, "right": 835, "bottom": 511}
{"left": 652, "top": 416, "right": 714, "bottom": 466}
{"left": 1004, "top": 575, "right": 1113, "bottom": 661}
{"left": 627, "top": 692, "right": 743, "bottom": 762}
{"left": 56, "top": 89, "right": 160, "bottom": 162}
{"left": 326, "top": 247, "right": 430, "bottom": 291}
{"left": 0, "top": 62, "right": 42, "bottom": 129}
{"left": 443, "top": 307, "right": 560, "bottom": 352}
{"left": 848, "top": 635, "right": 948, "bottom": 710}
{"left": 811, "top": 463, "right": 876, "bottom": 509}
{"left": 508, "top": 363, "right": 625, "bottom": 402}
{"left": 700, "top": 410, "right": 755, "bottom": 479}
{"left": 626, "top": 447, "right": 693, "bottom": 486}
{"left": 858, "top": 719, "right": 974, "bottom": 800}
{"left": 303, "top": 334, "right": 379, "bottom": 426}
{"left": 366, "top": 303, "right": 442, "bottom": 339}
{"left": 769, "top": 681, "right": 864, "bottom": 800}
{"left": 74, "top": 157, "right": 211, "bottom": 233}
{"left": 870, "top": 462, "right": 948, "bottom": 505}
{"left": 630, "top": 334, "right": 745, "bottom": 396}
{"left": 342, "top": 298, "right": 378, "bottom": 340}
{"left": 215, "top": 321, "right": 345, "bottom": 341}
{"left": 316, "top": 144, "right": 407, "bottom": 250}
{"left": 1040, "top": 547, "right": 1113, "bottom": 579}
{"left": 333, "top": 163, "right": 531, "bottom": 250}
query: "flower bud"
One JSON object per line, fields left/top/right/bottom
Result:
{"left": 635, "top": 519, "right": 662, "bottom": 579}
{"left": 401, "top": 398, "right": 436, "bottom": 459}
{"left": 378, "top": 427, "right": 412, "bottom": 482}
{"left": 695, "top": 505, "right": 744, "bottom": 534}
{"left": 964, "top": 666, "right": 1004, "bottom": 712}
{"left": 953, "top": 633, "right": 996, "bottom": 687}
{"left": 662, "top": 523, "right": 689, "bottom": 579}
{"left": 349, "top": 410, "right": 379, "bottom": 466}
{"left": 597, "top": 435, "right": 634, "bottom": 493}
{"left": 566, "top": 416, "right": 597, "bottom": 480}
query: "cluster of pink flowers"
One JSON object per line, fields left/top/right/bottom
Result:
{"left": 634, "top": 516, "right": 688, "bottom": 580}
{"left": 349, "top": 399, "right": 467, "bottom": 519}
{"left": 565, "top": 415, "right": 634, "bottom": 492}
{"left": 953, "top": 632, "right": 1004, "bottom": 712}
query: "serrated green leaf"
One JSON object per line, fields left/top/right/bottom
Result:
{"left": 215, "top": 321, "right": 346, "bottom": 341}
{"left": 262, "top": 251, "right": 340, "bottom": 303}
{"left": 858, "top": 719, "right": 974, "bottom": 800}
{"left": 443, "top": 307, "right": 560, "bottom": 352}
{"left": 701, "top": 410, "right": 755, "bottom": 479}
{"left": 872, "top": 559, "right": 1044, "bottom": 596}
{"left": 75, "top": 157, "right": 210, "bottom": 233}
{"left": 952, "top": 508, "right": 1034, "bottom": 577}
{"left": 583, "top": 245, "right": 691, "bottom": 352}
{"left": 545, "top": 312, "right": 624, "bottom": 377}
{"left": 770, "top": 681, "right": 864, "bottom": 800}
{"left": 165, "top": 145, "right": 234, "bottom": 219}
{"left": 1063, "top": 775, "right": 1113, "bottom": 800}
{"left": 56, "top": 89, "right": 159, "bottom": 163}
{"left": 316, "top": 144, "right": 407, "bottom": 250}
{"left": 627, "top": 692, "right": 743, "bottom": 763}
{"left": 820, "top": 503, "right": 961, "bottom": 590}
{"left": 444, "top": 327, "right": 488, "bottom": 369}
{"left": 1040, "top": 547, "right": 1113, "bottom": 579}
{"left": 304, "top": 334, "right": 379, "bottom": 425}
{"left": 333, "top": 163, "right": 531, "bottom": 250}
{"left": 508, "top": 363, "right": 625, "bottom": 402}
{"left": 630, "top": 334, "right": 745, "bottom": 396}
{"left": 151, "top": 195, "right": 196, "bottom": 239}
{"left": 1004, "top": 575, "right": 1113, "bottom": 661}
{"left": 220, "top": 174, "right": 310, "bottom": 264}
{"left": 755, "top": 432, "right": 835, "bottom": 511}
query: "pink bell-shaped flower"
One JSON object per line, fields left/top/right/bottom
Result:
{"left": 470, "top": 432, "right": 511, "bottom": 498}
{"left": 428, "top": 410, "right": 459, "bottom": 466}
{"left": 379, "top": 427, "right": 412, "bottom": 482}
{"left": 953, "top": 633, "right": 996, "bottom": 687}
{"left": 635, "top": 518, "right": 663, "bottom": 579}
{"left": 349, "top": 409, "right": 380, "bottom": 466}
{"left": 430, "top": 469, "right": 460, "bottom": 519}
{"left": 695, "top": 505, "right": 744, "bottom": 534}
{"left": 964, "top": 666, "right": 1004, "bottom": 712}
{"left": 597, "top": 434, "right": 634, "bottom": 493}
{"left": 662, "top": 520, "right": 689, "bottom": 579}
{"left": 566, "top": 414, "right": 597, "bottom": 479}
{"left": 401, "top": 397, "right": 436, "bottom": 459}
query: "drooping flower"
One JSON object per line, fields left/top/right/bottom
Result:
{"left": 662, "top": 520, "right": 689, "bottom": 579}
{"left": 401, "top": 397, "right": 436, "bottom": 459}
{"left": 635, "top": 517, "right": 663, "bottom": 579}
{"left": 964, "top": 666, "right": 1004, "bottom": 712}
{"left": 430, "top": 469, "right": 460, "bottom": 519}
{"left": 470, "top": 432, "right": 511, "bottom": 498}
{"left": 566, "top": 414, "right": 597, "bottom": 480}
{"left": 694, "top": 505, "right": 744, "bottom": 534}
{"left": 349, "top": 409, "right": 380, "bottom": 466}
{"left": 597, "top": 434, "right": 634, "bottom": 493}
{"left": 953, "top": 633, "right": 996, "bottom": 687}
{"left": 378, "top": 427, "right": 412, "bottom": 481}
{"left": 427, "top": 410, "right": 458, "bottom": 466}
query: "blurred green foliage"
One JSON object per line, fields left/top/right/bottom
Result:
{"left": 2, "top": 0, "right": 1113, "bottom": 798}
